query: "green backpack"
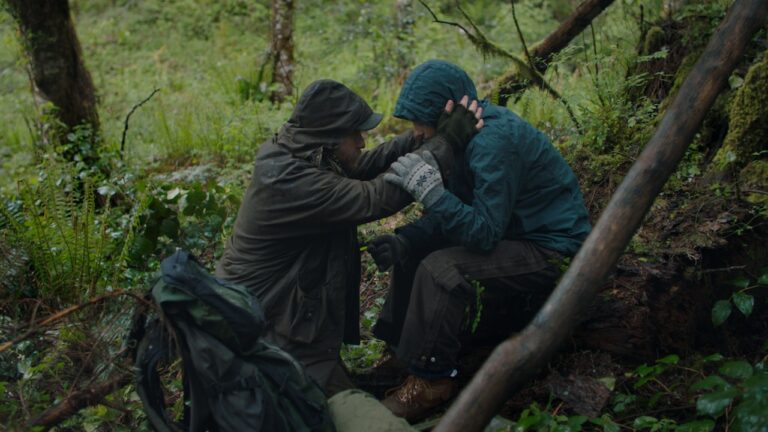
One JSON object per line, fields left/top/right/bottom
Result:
{"left": 135, "top": 250, "right": 335, "bottom": 432}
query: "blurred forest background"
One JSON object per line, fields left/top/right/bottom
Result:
{"left": 1, "top": 0, "right": 767, "bottom": 430}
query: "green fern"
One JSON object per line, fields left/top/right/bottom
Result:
{"left": 3, "top": 163, "right": 131, "bottom": 305}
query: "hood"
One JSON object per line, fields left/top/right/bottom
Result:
{"left": 278, "top": 79, "right": 381, "bottom": 158}
{"left": 393, "top": 60, "right": 478, "bottom": 127}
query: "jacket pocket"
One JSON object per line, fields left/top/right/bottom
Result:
{"left": 273, "top": 284, "right": 324, "bottom": 345}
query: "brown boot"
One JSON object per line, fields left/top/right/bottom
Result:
{"left": 381, "top": 375, "right": 457, "bottom": 422}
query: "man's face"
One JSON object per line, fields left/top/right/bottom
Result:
{"left": 412, "top": 122, "right": 436, "bottom": 141}
{"left": 334, "top": 131, "right": 365, "bottom": 173}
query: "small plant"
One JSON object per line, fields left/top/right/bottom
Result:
{"left": 127, "top": 180, "right": 241, "bottom": 269}
{"left": 512, "top": 402, "right": 589, "bottom": 431}
{"left": 1, "top": 164, "right": 125, "bottom": 304}
{"left": 711, "top": 269, "right": 767, "bottom": 327}
{"left": 464, "top": 276, "right": 485, "bottom": 334}
{"left": 690, "top": 357, "right": 768, "bottom": 431}
{"left": 632, "top": 355, "right": 681, "bottom": 390}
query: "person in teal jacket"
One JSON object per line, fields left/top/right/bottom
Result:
{"left": 367, "top": 60, "right": 591, "bottom": 421}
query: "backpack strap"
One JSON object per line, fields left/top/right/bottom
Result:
{"left": 135, "top": 320, "right": 180, "bottom": 432}
{"left": 174, "top": 320, "right": 216, "bottom": 432}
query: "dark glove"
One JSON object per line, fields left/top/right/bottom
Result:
{"left": 367, "top": 234, "right": 411, "bottom": 272}
{"left": 435, "top": 103, "right": 480, "bottom": 153}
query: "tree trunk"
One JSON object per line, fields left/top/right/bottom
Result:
{"left": 5, "top": 0, "right": 100, "bottom": 160}
{"left": 270, "top": 0, "right": 295, "bottom": 103}
{"left": 395, "top": 0, "right": 415, "bottom": 83}
{"left": 437, "top": 0, "right": 768, "bottom": 430}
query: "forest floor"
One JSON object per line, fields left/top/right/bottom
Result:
{"left": 344, "top": 198, "right": 768, "bottom": 430}
{"left": 2, "top": 0, "right": 768, "bottom": 430}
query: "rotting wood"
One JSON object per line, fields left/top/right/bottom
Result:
{"left": 435, "top": 1, "right": 768, "bottom": 431}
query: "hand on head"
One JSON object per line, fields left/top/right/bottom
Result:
{"left": 436, "top": 95, "right": 484, "bottom": 153}
{"left": 443, "top": 95, "right": 484, "bottom": 131}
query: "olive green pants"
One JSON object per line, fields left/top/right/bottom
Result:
{"left": 328, "top": 390, "right": 415, "bottom": 431}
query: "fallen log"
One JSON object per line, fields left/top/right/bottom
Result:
{"left": 436, "top": 1, "right": 768, "bottom": 431}
{"left": 23, "top": 299, "right": 150, "bottom": 430}
{"left": 494, "top": 0, "right": 616, "bottom": 106}
{"left": 26, "top": 370, "right": 133, "bottom": 430}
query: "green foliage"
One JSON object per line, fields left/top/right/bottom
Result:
{"left": 127, "top": 179, "right": 241, "bottom": 269}
{"left": 513, "top": 402, "right": 589, "bottom": 431}
{"left": 691, "top": 358, "right": 768, "bottom": 431}
{"left": 632, "top": 355, "right": 680, "bottom": 389}
{"left": 465, "top": 279, "right": 485, "bottom": 334}
{"left": 341, "top": 295, "right": 387, "bottom": 373}
{"left": 711, "top": 269, "right": 767, "bottom": 326}
{"left": 1, "top": 165, "right": 124, "bottom": 304}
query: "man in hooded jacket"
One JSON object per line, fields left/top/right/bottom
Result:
{"left": 216, "top": 79, "right": 483, "bottom": 396}
{"left": 367, "top": 60, "right": 592, "bottom": 420}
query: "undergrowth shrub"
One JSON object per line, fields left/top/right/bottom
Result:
{"left": 0, "top": 162, "right": 136, "bottom": 305}
{"left": 126, "top": 178, "right": 242, "bottom": 271}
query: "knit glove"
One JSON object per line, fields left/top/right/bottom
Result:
{"left": 367, "top": 234, "right": 410, "bottom": 272}
{"left": 436, "top": 103, "right": 480, "bottom": 153}
{"left": 384, "top": 151, "right": 445, "bottom": 208}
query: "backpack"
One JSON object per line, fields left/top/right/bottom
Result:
{"left": 135, "top": 250, "right": 335, "bottom": 432}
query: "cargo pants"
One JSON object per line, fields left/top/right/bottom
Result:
{"left": 373, "top": 240, "right": 562, "bottom": 374}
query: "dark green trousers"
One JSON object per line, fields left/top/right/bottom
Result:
{"left": 373, "top": 240, "right": 562, "bottom": 374}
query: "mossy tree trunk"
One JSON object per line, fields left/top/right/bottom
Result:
{"left": 395, "top": 0, "right": 415, "bottom": 83}
{"left": 269, "top": 0, "right": 295, "bottom": 103}
{"left": 4, "top": 0, "right": 100, "bottom": 162}
{"left": 708, "top": 50, "right": 768, "bottom": 200}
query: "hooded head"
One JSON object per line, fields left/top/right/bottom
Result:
{"left": 279, "top": 79, "right": 382, "bottom": 161}
{"left": 394, "top": 60, "right": 478, "bottom": 128}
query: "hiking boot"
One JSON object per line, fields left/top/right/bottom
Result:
{"left": 381, "top": 375, "right": 457, "bottom": 422}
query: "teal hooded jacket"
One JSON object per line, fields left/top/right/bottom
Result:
{"left": 393, "top": 60, "right": 591, "bottom": 256}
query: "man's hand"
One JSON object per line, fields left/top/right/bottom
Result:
{"left": 367, "top": 234, "right": 410, "bottom": 272}
{"left": 384, "top": 151, "right": 445, "bottom": 208}
{"left": 436, "top": 95, "right": 484, "bottom": 153}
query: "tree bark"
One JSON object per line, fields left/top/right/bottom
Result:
{"left": 436, "top": 1, "right": 768, "bottom": 431}
{"left": 395, "top": 0, "right": 415, "bottom": 83}
{"left": 270, "top": 0, "right": 295, "bottom": 103}
{"left": 495, "top": 0, "right": 615, "bottom": 106}
{"left": 5, "top": 0, "right": 100, "bottom": 158}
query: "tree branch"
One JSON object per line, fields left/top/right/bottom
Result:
{"left": 510, "top": 0, "right": 535, "bottom": 72}
{"left": 26, "top": 370, "right": 134, "bottom": 430}
{"left": 0, "top": 290, "right": 148, "bottom": 353}
{"left": 120, "top": 88, "right": 160, "bottom": 159}
{"left": 495, "top": 0, "right": 616, "bottom": 106}
{"left": 417, "top": 0, "right": 581, "bottom": 130}
{"left": 23, "top": 299, "right": 151, "bottom": 429}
